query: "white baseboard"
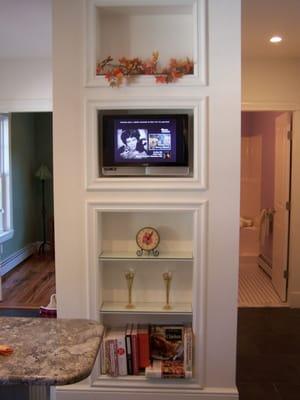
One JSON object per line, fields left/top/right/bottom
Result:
{"left": 0, "top": 242, "right": 37, "bottom": 277}
{"left": 257, "top": 255, "right": 272, "bottom": 277}
{"left": 54, "top": 385, "right": 239, "bottom": 400}
{"left": 288, "top": 292, "right": 300, "bottom": 308}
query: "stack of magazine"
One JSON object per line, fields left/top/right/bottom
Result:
{"left": 100, "top": 324, "right": 193, "bottom": 379}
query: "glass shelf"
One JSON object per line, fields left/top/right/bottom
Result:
{"left": 100, "top": 302, "right": 192, "bottom": 315}
{"left": 99, "top": 251, "right": 193, "bottom": 261}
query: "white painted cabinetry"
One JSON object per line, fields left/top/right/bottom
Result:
{"left": 53, "top": 0, "right": 240, "bottom": 399}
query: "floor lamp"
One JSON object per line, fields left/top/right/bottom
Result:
{"left": 35, "top": 164, "right": 52, "bottom": 254}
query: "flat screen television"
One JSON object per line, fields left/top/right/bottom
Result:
{"left": 101, "top": 114, "right": 189, "bottom": 175}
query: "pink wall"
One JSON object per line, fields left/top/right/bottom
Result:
{"left": 240, "top": 114, "right": 262, "bottom": 219}
{"left": 241, "top": 111, "right": 288, "bottom": 263}
{"left": 251, "top": 112, "right": 280, "bottom": 210}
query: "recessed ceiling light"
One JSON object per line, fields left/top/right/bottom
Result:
{"left": 270, "top": 36, "right": 282, "bottom": 43}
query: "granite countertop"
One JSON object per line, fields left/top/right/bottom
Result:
{"left": 0, "top": 317, "right": 103, "bottom": 386}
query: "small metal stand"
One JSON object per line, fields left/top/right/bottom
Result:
{"left": 136, "top": 249, "right": 159, "bottom": 257}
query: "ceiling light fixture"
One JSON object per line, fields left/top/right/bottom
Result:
{"left": 270, "top": 36, "right": 282, "bottom": 43}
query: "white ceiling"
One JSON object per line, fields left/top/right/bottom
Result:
{"left": 0, "top": 0, "right": 299, "bottom": 60}
{"left": 242, "top": 0, "right": 300, "bottom": 59}
{"left": 0, "top": 0, "right": 52, "bottom": 59}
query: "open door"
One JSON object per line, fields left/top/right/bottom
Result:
{"left": 272, "top": 112, "right": 292, "bottom": 301}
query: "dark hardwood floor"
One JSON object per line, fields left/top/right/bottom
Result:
{"left": 0, "top": 253, "right": 55, "bottom": 309}
{"left": 237, "top": 308, "right": 300, "bottom": 400}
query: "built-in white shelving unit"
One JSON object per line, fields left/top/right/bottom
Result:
{"left": 83, "top": 0, "right": 208, "bottom": 396}
{"left": 87, "top": 202, "right": 207, "bottom": 390}
{"left": 54, "top": 0, "right": 241, "bottom": 398}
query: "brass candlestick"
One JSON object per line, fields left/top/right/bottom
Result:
{"left": 163, "top": 271, "right": 172, "bottom": 310}
{"left": 125, "top": 268, "right": 135, "bottom": 309}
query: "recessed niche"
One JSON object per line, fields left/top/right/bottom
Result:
{"left": 85, "top": 0, "right": 207, "bottom": 86}
{"left": 96, "top": 5, "right": 194, "bottom": 67}
{"left": 85, "top": 98, "right": 207, "bottom": 190}
{"left": 86, "top": 201, "right": 207, "bottom": 386}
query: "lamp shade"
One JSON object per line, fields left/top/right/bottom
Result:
{"left": 35, "top": 164, "right": 52, "bottom": 181}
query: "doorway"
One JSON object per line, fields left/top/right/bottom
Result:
{"left": 0, "top": 112, "right": 55, "bottom": 309}
{"left": 239, "top": 111, "right": 292, "bottom": 307}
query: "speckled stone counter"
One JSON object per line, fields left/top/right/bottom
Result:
{"left": 0, "top": 317, "right": 103, "bottom": 386}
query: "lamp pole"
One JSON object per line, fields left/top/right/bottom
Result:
{"left": 35, "top": 164, "right": 52, "bottom": 255}
{"left": 39, "top": 179, "right": 47, "bottom": 254}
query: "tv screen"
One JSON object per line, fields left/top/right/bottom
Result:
{"left": 101, "top": 114, "right": 188, "bottom": 167}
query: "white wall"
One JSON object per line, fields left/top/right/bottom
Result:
{"left": 53, "top": 0, "right": 240, "bottom": 397}
{"left": 242, "top": 57, "right": 300, "bottom": 307}
{"left": 0, "top": 58, "right": 52, "bottom": 112}
{"left": 243, "top": 57, "right": 300, "bottom": 107}
{"left": 53, "top": 0, "right": 85, "bottom": 318}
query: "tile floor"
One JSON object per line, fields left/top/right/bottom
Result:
{"left": 239, "top": 261, "right": 287, "bottom": 307}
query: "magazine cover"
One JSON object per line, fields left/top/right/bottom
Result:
{"left": 150, "top": 325, "right": 184, "bottom": 361}
{"left": 145, "top": 360, "right": 192, "bottom": 379}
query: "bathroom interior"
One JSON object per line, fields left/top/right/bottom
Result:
{"left": 239, "top": 110, "right": 292, "bottom": 307}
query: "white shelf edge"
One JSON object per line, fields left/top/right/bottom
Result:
{"left": 99, "top": 251, "right": 193, "bottom": 261}
{"left": 92, "top": 375, "right": 202, "bottom": 392}
{"left": 86, "top": 74, "right": 206, "bottom": 88}
{"left": 96, "top": 374, "right": 198, "bottom": 385}
{"left": 100, "top": 302, "right": 192, "bottom": 314}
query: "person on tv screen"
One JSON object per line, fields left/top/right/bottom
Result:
{"left": 119, "top": 129, "right": 148, "bottom": 159}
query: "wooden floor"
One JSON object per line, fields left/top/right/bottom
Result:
{"left": 0, "top": 254, "right": 55, "bottom": 309}
{"left": 237, "top": 308, "right": 300, "bottom": 400}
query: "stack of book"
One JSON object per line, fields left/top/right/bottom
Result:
{"left": 100, "top": 324, "right": 193, "bottom": 379}
{"left": 100, "top": 324, "right": 150, "bottom": 376}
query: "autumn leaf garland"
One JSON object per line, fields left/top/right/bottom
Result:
{"left": 96, "top": 51, "right": 194, "bottom": 87}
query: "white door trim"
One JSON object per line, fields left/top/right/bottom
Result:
{"left": 272, "top": 112, "right": 291, "bottom": 301}
{"left": 242, "top": 102, "right": 300, "bottom": 112}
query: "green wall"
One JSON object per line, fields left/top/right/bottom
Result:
{"left": 2, "top": 112, "right": 53, "bottom": 260}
